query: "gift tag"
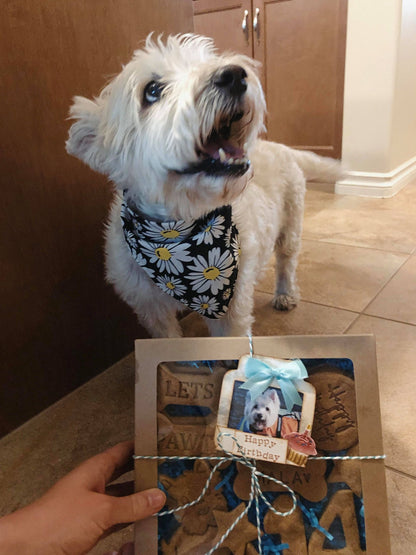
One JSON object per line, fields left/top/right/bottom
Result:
{"left": 215, "top": 354, "right": 317, "bottom": 467}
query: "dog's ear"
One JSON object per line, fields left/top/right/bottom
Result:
{"left": 66, "top": 95, "right": 104, "bottom": 172}
{"left": 268, "top": 389, "right": 277, "bottom": 401}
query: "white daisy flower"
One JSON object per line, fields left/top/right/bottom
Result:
{"left": 139, "top": 240, "right": 192, "bottom": 275}
{"left": 156, "top": 275, "right": 187, "bottom": 297}
{"left": 142, "top": 219, "right": 193, "bottom": 243}
{"left": 190, "top": 295, "right": 220, "bottom": 316}
{"left": 193, "top": 214, "right": 225, "bottom": 246}
{"left": 186, "top": 247, "right": 234, "bottom": 295}
{"left": 231, "top": 235, "right": 241, "bottom": 262}
{"left": 224, "top": 227, "right": 232, "bottom": 248}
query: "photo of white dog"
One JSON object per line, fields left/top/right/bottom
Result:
{"left": 244, "top": 388, "right": 280, "bottom": 437}
{"left": 66, "top": 34, "right": 340, "bottom": 338}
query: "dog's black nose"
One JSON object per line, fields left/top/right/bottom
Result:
{"left": 214, "top": 65, "right": 247, "bottom": 97}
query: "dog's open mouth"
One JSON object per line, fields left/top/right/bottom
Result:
{"left": 176, "top": 112, "right": 250, "bottom": 177}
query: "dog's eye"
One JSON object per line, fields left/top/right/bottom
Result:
{"left": 266, "top": 407, "right": 270, "bottom": 411}
{"left": 143, "top": 81, "right": 164, "bottom": 104}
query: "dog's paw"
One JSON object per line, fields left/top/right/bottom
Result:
{"left": 272, "top": 294, "right": 298, "bottom": 311}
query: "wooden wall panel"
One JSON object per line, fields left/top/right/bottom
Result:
{"left": 0, "top": 0, "right": 193, "bottom": 436}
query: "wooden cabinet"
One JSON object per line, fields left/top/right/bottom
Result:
{"left": 0, "top": 0, "right": 193, "bottom": 436}
{"left": 194, "top": 0, "right": 347, "bottom": 158}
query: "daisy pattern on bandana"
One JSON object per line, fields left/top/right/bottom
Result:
{"left": 138, "top": 240, "right": 193, "bottom": 275}
{"left": 156, "top": 275, "right": 187, "bottom": 297}
{"left": 190, "top": 295, "right": 220, "bottom": 316}
{"left": 186, "top": 248, "right": 234, "bottom": 295}
{"left": 231, "top": 234, "right": 241, "bottom": 264}
{"left": 121, "top": 199, "right": 239, "bottom": 319}
{"left": 193, "top": 214, "right": 225, "bottom": 245}
{"left": 142, "top": 219, "right": 193, "bottom": 243}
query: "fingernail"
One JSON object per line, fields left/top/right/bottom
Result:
{"left": 146, "top": 488, "right": 166, "bottom": 509}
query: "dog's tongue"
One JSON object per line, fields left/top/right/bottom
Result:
{"left": 204, "top": 136, "right": 244, "bottom": 160}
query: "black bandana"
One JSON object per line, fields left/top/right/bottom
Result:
{"left": 120, "top": 199, "right": 240, "bottom": 319}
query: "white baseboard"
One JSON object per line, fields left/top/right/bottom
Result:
{"left": 335, "top": 155, "right": 416, "bottom": 197}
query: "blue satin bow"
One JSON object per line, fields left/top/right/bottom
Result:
{"left": 239, "top": 356, "right": 308, "bottom": 411}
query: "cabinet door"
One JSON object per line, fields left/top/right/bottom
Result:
{"left": 193, "top": 0, "right": 252, "bottom": 57}
{"left": 254, "top": 0, "right": 347, "bottom": 158}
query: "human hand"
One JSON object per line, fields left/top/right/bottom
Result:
{"left": 0, "top": 441, "right": 165, "bottom": 555}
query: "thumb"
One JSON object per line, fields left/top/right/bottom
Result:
{"left": 109, "top": 488, "right": 166, "bottom": 525}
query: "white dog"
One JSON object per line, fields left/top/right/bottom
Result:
{"left": 244, "top": 388, "right": 280, "bottom": 437}
{"left": 66, "top": 34, "right": 340, "bottom": 338}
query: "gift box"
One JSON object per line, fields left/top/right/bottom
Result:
{"left": 134, "top": 335, "right": 390, "bottom": 554}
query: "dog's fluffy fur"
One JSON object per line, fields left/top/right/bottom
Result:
{"left": 66, "top": 34, "right": 340, "bottom": 337}
{"left": 245, "top": 388, "right": 280, "bottom": 437}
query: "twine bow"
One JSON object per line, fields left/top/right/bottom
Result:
{"left": 239, "top": 357, "right": 308, "bottom": 411}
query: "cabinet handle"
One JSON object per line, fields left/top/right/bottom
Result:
{"left": 242, "top": 9, "right": 249, "bottom": 41}
{"left": 253, "top": 7, "right": 260, "bottom": 40}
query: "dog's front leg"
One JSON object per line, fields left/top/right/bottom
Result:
{"left": 127, "top": 280, "right": 183, "bottom": 338}
{"left": 107, "top": 257, "right": 182, "bottom": 337}
{"left": 141, "top": 307, "right": 183, "bottom": 338}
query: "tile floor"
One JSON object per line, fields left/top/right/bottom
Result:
{"left": 252, "top": 181, "right": 416, "bottom": 554}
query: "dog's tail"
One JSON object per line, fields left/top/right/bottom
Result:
{"left": 291, "top": 148, "right": 343, "bottom": 183}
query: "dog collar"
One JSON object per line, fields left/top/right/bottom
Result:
{"left": 120, "top": 198, "right": 240, "bottom": 319}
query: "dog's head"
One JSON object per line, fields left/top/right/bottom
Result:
{"left": 245, "top": 388, "right": 280, "bottom": 432}
{"left": 66, "top": 34, "right": 265, "bottom": 218}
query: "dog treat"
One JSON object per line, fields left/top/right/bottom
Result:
{"left": 284, "top": 425, "right": 317, "bottom": 467}
{"left": 158, "top": 422, "right": 217, "bottom": 457}
{"left": 211, "top": 503, "right": 259, "bottom": 555}
{"left": 263, "top": 495, "right": 308, "bottom": 554}
{"left": 307, "top": 368, "right": 358, "bottom": 451}
{"left": 160, "top": 526, "right": 217, "bottom": 555}
{"left": 159, "top": 460, "right": 227, "bottom": 535}
{"left": 328, "top": 444, "right": 362, "bottom": 496}
{"left": 157, "top": 362, "right": 227, "bottom": 416}
{"left": 233, "top": 459, "right": 328, "bottom": 503}
{"left": 308, "top": 489, "right": 364, "bottom": 553}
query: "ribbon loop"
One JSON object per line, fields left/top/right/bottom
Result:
{"left": 239, "top": 357, "right": 308, "bottom": 411}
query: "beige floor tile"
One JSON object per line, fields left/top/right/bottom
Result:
{"left": 0, "top": 353, "right": 135, "bottom": 515}
{"left": 303, "top": 185, "right": 416, "bottom": 253}
{"left": 365, "top": 254, "right": 416, "bottom": 325}
{"left": 253, "top": 291, "right": 358, "bottom": 335}
{"left": 346, "top": 315, "right": 416, "bottom": 476}
{"left": 385, "top": 469, "right": 416, "bottom": 555}
{"left": 256, "top": 241, "right": 407, "bottom": 312}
